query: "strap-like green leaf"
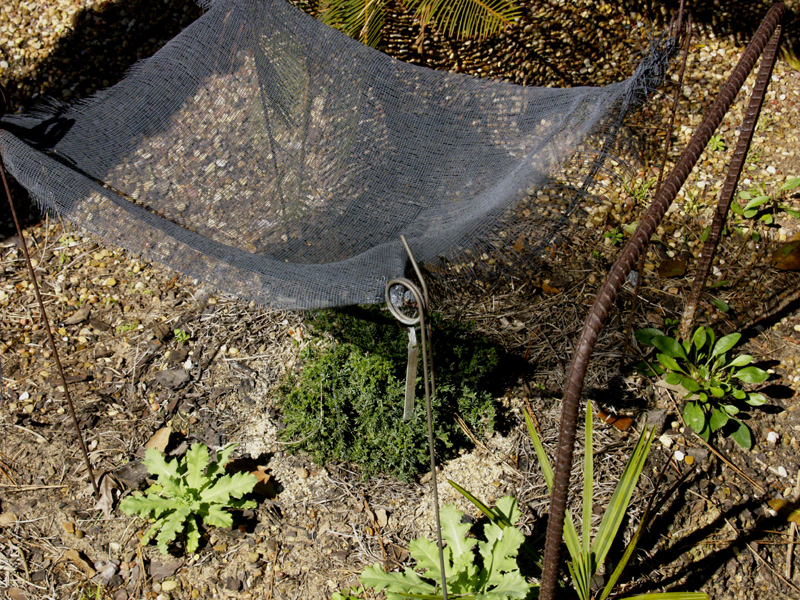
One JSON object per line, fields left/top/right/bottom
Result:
{"left": 524, "top": 410, "right": 581, "bottom": 562}
{"left": 582, "top": 405, "right": 593, "bottom": 557}
{"left": 620, "top": 594, "right": 709, "bottom": 599}
{"left": 592, "top": 427, "right": 654, "bottom": 569}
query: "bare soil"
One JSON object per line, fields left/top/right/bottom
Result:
{"left": 2, "top": 1, "right": 800, "bottom": 600}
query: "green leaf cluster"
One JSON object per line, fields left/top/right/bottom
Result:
{"left": 524, "top": 406, "right": 702, "bottom": 600}
{"left": 318, "top": 0, "right": 519, "bottom": 48}
{"left": 446, "top": 408, "right": 706, "bottom": 599}
{"left": 730, "top": 177, "right": 800, "bottom": 240}
{"left": 120, "top": 443, "right": 257, "bottom": 554}
{"left": 276, "top": 308, "right": 500, "bottom": 480}
{"left": 361, "top": 499, "right": 533, "bottom": 599}
{"left": 636, "top": 326, "right": 768, "bottom": 449}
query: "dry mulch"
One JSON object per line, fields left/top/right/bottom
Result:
{"left": 2, "top": 1, "right": 800, "bottom": 600}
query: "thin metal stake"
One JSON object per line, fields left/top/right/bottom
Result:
{"left": 0, "top": 152, "right": 100, "bottom": 500}
{"left": 385, "top": 235, "right": 447, "bottom": 600}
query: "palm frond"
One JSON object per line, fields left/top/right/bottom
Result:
{"left": 405, "top": 0, "right": 520, "bottom": 40}
{"left": 319, "top": 0, "right": 387, "bottom": 47}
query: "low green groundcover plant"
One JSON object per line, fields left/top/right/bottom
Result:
{"left": 120, "top": 443, "right": 256, "bottom": 554}
{"left": 276, "top": 307, "right": 504, "bottom": 480}
{"left": 636, "top": 325, "right": 768, "bottom": 449}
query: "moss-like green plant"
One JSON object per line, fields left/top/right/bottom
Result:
{"left": 120, "top": 443, "right": 256, "bottom": 554}
{"left": 275, "top": 307, "right": 502, "bottom": 480}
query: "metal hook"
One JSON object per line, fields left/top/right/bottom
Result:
{"left": 384, "top": 236, "right": 447, "bottom": 600}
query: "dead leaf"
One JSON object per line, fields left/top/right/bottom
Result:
{"left": 63, "top": 306, "right": 91, "bottom": 325}
{"left": 93, "top": 475, "right": 119, "bottom": 519}
{"left": 597, "top": 409, "right": 633, "bottom": 431}
{"left": 541, "top": 282, "right": 560, "bottom": 295}
{"left": 771, "top": 239, "right": 800, "bottom": 271}
{"left": 768, "top": 499, "right": 800, "bottom": 524}
{"left": 60, "top": 549, "right": 96, "bottom": 578}
{"left": 657, "top": 258, "right": 687, "bottom": 278}
{"left": 0, "top": 512, "right": 18, "bottom": 527}
{"left": 513, "top": 234, "right": 526, "bottom": 253}
{"left": 251, "top": 465, "right": 277, "bottom": 498}
{"left": 145, "top": 427, "right": 171, "bottom": 453}
{"left": 7, "top": 588, "right": 27, "bottom": 600}
{"left": 375, "top": 508, "right": 389, "bottom": 528}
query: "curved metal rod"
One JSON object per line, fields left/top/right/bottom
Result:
{"left": 385, "top": 249, "right": 447, "bottom": 599}
{"left": 681, "top": 24, "right": 782, "bottom": 338}
{"left": 539, "top": 4, "right": 785, "bottom": 599}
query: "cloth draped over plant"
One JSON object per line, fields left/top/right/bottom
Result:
{"left": 0, "top": 0, "right": 669, "bottom": 309}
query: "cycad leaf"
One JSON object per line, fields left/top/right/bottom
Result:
{"left": 405, "top": 0, "right": 520, "bottom": 40}
{"left": 582, "top": 404, "right": 593, "bottom": 556}
{"left": 320, "top": 0, "right": 387, "bottom": 47}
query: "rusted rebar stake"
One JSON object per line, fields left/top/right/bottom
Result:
{"left": 680, "top": 24, "right": 782, "bottom": 339}
{"left": 538, "top": 5, "right": 785, "bottom": 599}
{"left": 0, "top": 85, "right": 101, "bottom": 499}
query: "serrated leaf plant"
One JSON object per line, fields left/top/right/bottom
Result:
{"left": 120, "top": 443, "right": 257, "bottom": 555}
{"left": 524, "top": 406, "right": 707, "bottom": 600}
{"left": 360, "top": 498, "right": 533, "bottom": 599}
{"left": 636, "top": 325, "right": 769, "bottom": 449}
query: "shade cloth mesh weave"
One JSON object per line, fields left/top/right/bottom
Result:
{"left": 0, "top": 0, "right": 670, "bottom": 309}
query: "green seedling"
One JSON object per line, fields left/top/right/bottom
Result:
{"left": 636, "top": 326, "right": 768, "bottom": 449}
{"left": 708, "top": 134, "right": 726, "bottom": 152}
{"left": 174, "top": 328, "right": 191, "bottom": 344}
{"left": 120, "top": 443, "right": 256, "bottom": 554}
{"left": 604, "top": 227, "right": 624, "bottom": 246}
{"left": 361, "top": 498, "right": 532, "bottom": 599}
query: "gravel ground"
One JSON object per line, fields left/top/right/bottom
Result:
{"left": 2, "top": 1, "right": 800, "bottom": 600}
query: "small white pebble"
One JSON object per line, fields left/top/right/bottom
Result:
{"left": 779, "top": 466, "right": 788, "bottom": 478}
{"left": 660, "top": 434, "right": 674, "bottom": 449}
{"left": 767, "top": 431, "right": 780, "bottom": 444}
{"left": 19, "top": 391, "right": 30, "bottom": 402}
{"left": 674, "top": 450, "right": 685, "bottom": 462}
{"left": 767, "top": 165, "right": 777, "bottom": 174}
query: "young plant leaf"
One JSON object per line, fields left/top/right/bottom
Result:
{"left": 652, "top": 336, "right": 687, "bottom": 359}
{"left": 711, "top": 333, "right": 741, "bottom": 357}
{"left": 683, "top": 402, "right": 706, "bottom": 434}
{"left": 734, "top": 366, "right": 769, "bottom": 384}
{"left": 729, "top": 420, "right": 754, "bottom": 449}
